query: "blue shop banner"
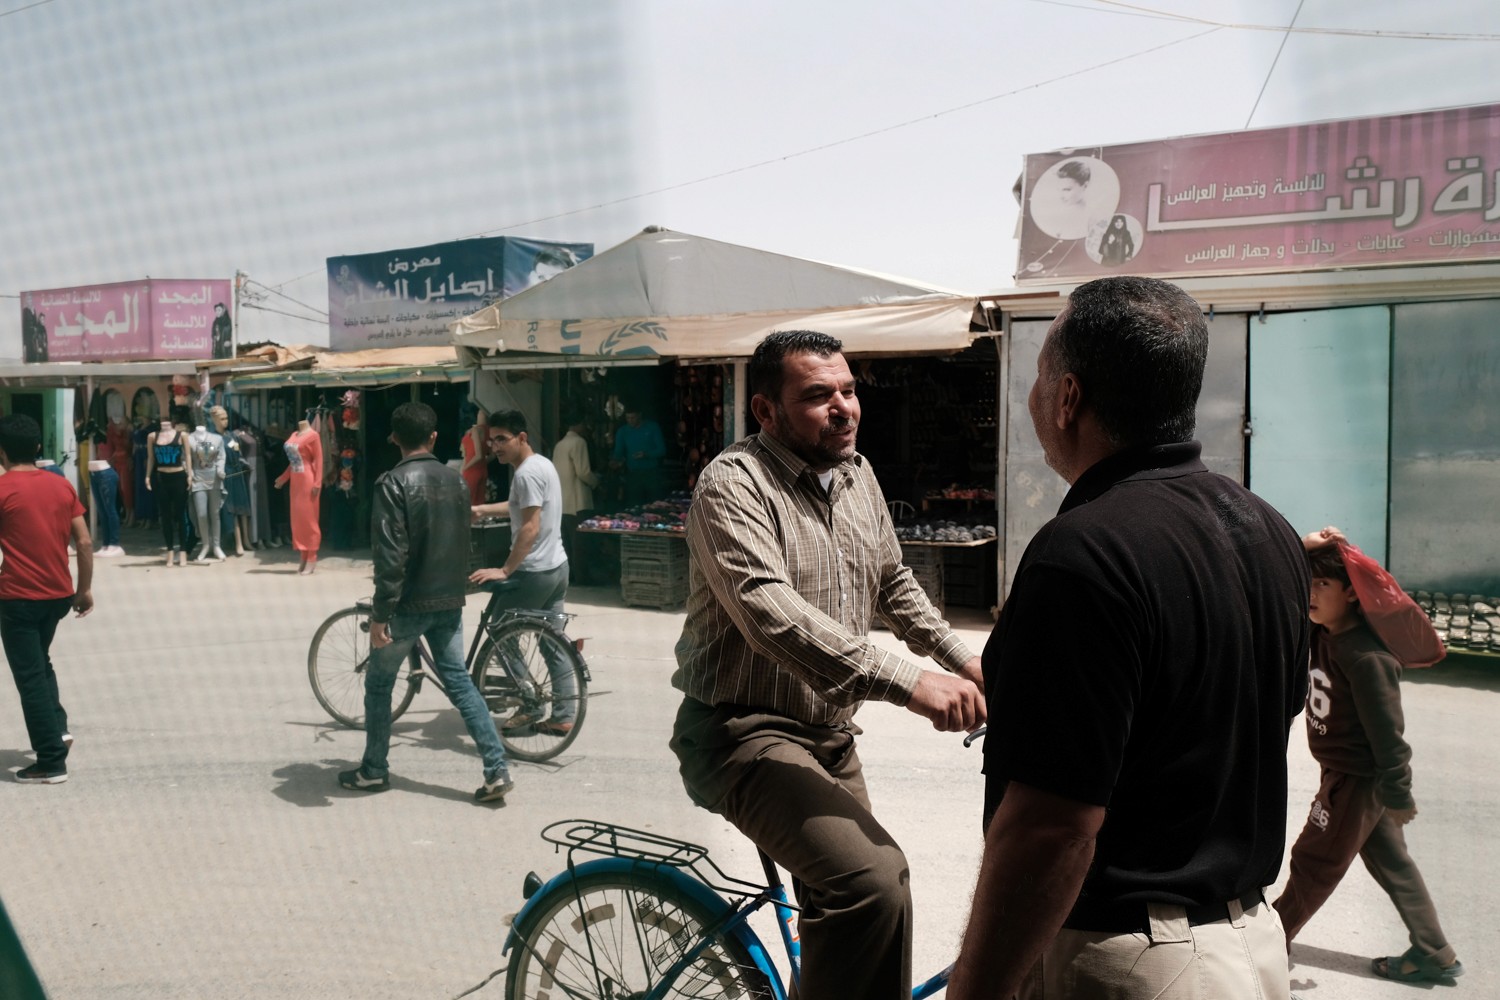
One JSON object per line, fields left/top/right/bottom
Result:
{"left": 328, "top": 236, "right": 592, "bottom": 350}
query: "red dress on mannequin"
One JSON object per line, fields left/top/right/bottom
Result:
{"left": 461, "top": 431, "right": 487, "bottom": 505}
{"left": 274, "top": 425, "right": 323, "bottom": 561}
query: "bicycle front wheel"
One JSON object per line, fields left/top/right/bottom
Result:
{"left": 307, "top": 606, "right": 419, "bottom": 729}
{"left": 506, "top": 869, "right": 775, "bottom": 1000}
{"left": 474, "top": 619, "right": 588, "bottom": 763}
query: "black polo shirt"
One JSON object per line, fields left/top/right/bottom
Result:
{"left": 982, "top": 441, "right": 1310, "bottom": 911}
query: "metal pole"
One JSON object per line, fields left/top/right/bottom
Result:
{"left": 233, "top": 270, "right": 243, "bottom": 359}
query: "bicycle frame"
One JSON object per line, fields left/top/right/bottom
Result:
{"left": 508, "top": 820, "right": 955, "bottom": 999}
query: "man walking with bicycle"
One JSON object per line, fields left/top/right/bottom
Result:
{"left": 670, "top": 330, "right": 986, "bottom": 1000}
{"left": 468, "top": 409, "right": 576, "bottom": 736}
{"left": 338, "top": 401, "right": 513, "bottom": 803}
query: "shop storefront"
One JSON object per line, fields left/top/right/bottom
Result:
{"left": 989, "top": 101, "right": 1500, "bottom": 657}
{"left": 225, "top": 346, "right": 473, "bottom": 553}
{"left": 453, "top": 227, "right": 998, "bottom": 608}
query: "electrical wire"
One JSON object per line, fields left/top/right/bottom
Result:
{"left": 1086, "top": 0, "right": 1500, "bottom": 42}
{"left": 266, "top": 24, "right": 1220, "bottom": 291}
{"left": 1245, "top": 0, "right": 1304, "bottom": 128}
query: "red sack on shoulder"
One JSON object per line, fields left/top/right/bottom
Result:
{"left": 1338, "top": 541, "right": 1446, "bottom": 668}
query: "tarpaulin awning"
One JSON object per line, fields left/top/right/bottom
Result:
{"left": 451, "top": 227, "right": 991, "bottom": 365}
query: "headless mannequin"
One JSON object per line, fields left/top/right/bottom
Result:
{"left": 211, "top": 406, "right": 247, "bottom": 556}
{"left": 189, "top": 423, "right": 226, "bottom": 562}
{"left": 146, "top": 419, "right": 192, "bottom": 566}
{"left": 276, "top": 418, "right": 321, "bottom": 574}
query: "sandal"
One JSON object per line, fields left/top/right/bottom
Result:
{"left": 1371, "top": 947, "right": 1464, "bottom": 983}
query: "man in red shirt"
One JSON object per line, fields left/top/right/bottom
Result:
{"left": 0, "top": 414, "right": 94, "bottom": 784}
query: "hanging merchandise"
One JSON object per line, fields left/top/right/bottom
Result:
{"left": 340, "top": 389, "right": 361, "bottom": 430}
{"left": 337, "top": 446, "right": 358, "bottom": 495}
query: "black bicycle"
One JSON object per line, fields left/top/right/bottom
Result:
{"left": 308, "top": 594, "right": 589, "bottom": 762}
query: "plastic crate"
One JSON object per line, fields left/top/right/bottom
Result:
{"left": 622, "top": 576, "right": 690, "bottom": 609}
{"left": 623, "top": 557, "right": 689, "bottom": 587}
{"left": 900, "top": 544, "right": 943, "bottom": 570}
{"left": 621, "top": 534, "right": 689, "bottom": 566}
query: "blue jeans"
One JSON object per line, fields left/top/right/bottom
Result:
{"left": 90, "top": 467, "right": 121, "bottom": 547}
{"left": 1, "top": 597, "right": 73, "bottom": 770}
{"left": 360, "top": 608, "right": 508, "bottom": 782}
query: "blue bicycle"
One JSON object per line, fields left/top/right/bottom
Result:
{"left": 500, "top": 730, "right": 987, "bottom": 999}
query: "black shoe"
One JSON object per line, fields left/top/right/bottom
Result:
{"left": 16, "top": 763, "right": 68, "bottom": 784}
{"left": 475, "top": 772, "right": 514, "bottom": 803}
{"left": 338, "top": 768, "right": 390, "bottom": 792}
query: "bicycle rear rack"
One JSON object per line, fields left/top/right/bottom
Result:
{"left": 539, "top": 819, "right": 779, "bottom": 904}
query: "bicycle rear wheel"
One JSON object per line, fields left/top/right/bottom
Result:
{"left": 506, "top": 869, "right": 775, "bottom": 1000}
{"left": 473, "top": 619, "right": 588, "bottom": 763}
{"left": 307, "top": 605, "right": 420, "bottom": 729}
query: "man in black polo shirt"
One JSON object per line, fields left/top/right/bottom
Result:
{"left": 949, "top": 276, "right": 1310, "bottom": 1000}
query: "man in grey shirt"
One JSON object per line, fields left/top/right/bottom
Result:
{"left": 470, "top": 409, "right": 575, "bottom": 732}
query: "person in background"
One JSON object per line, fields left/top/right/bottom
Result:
{"left": 610, "top": 402, "right": 665, "bottom": 506}
{"left": 340, "top": 402, "right": 512, "bottom": 803}
{"left": 0, "top": 414, "right": 94, "bottom": 785}
{"left": 552, "top": 408, "right": 599, "bottom": 584}
{"left": 950, "top": 276, "right": 1310, "bottom": 1000}
{"left": 459, "top": 404, "right": 489, "bottom": 506}
{"left": 470, "top": 410, "right": 576, "bottom": 734}
{"left": 1273, "top": 526, "right": 1464, "bottom": 985}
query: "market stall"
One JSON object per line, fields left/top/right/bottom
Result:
{"left": 452, "top": 227, "right": 1000, "bottom": 605}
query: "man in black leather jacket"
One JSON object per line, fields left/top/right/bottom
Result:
{"left": 338, "top": 402, "right": 513, "bottom": 803}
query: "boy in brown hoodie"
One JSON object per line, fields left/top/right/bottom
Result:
{"left": 1273, "top": 527, "right": 1463, "bottom": 984}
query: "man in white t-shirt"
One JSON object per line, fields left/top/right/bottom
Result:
{"left": 469, "top": 410, "right": 576, "bottom": 732}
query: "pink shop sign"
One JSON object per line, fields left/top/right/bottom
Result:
{"left": 1016, "top": 102, "right": 1500, "bottom": 282}
{"left": 20, "top": 278, "right": 231, "bottom": 362}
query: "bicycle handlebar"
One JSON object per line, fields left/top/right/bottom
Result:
{"left": 962, "top": 725, "right": 987, "bottom": 748}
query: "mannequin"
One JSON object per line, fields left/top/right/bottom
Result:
{"left": 146, "top": 418, "right": 192, "bottom": 566}
{"left": 87, "top": 457, "right": 124, "bottom": 556}
{"left": 188, "top": 421, "right": 227, "bottom": 562}
{"left": 275, "top": 417, "right": 323, "bottom": 574}
{"left": 212, "top": 406, "right": 251, "bottom": 556}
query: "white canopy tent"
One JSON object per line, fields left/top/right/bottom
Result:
{"left": 451, "top": 227, "right": 992, "bottom": 366}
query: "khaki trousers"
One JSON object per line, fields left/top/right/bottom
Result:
{"left": 1038, "top": 897, "right": 1289, "bottom": 999}
{"left": 670, "top": 699, "right": 912, "bottom": 1000}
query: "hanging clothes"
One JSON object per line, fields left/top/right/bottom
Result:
{"left": 132, "top": 423, "right": 157, "bottom": 522}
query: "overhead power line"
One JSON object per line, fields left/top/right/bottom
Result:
{"left": 269, "top": 24, "right": 1220, "bottom": 290}
{"left": 1087, "top": 0, "right": 1500, "bottom": 42}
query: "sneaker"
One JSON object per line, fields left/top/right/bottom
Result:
{"left": 61, "top": 732, "right": 74, "bottom": 749}
{"left": 338, "top": 768, "right": 390, "bottom": 792}
{"left": 16, "top": 763, "right": 68, "bottom": 784}
{"left": 475, "top": 772, "right": 514, "bottom": 803}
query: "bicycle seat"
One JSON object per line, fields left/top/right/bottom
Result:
{"left": 495, "top": 608, "right": 575, "bottom": 628}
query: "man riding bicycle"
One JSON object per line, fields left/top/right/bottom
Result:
{"left": 669, "top": 331, "right": 986, "bottom": 1000}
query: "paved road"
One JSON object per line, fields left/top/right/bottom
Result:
{"left": 2, "top": 528, "right": 1494, "bottom": 998}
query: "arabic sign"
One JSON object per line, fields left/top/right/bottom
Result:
{"left": 327, "top": 236, "right": 592, "bottom": 350}
{"left": 1016, "top": 102, "right": 1500, "bottom": 282}
{"left": 19, "top": 278, "right": 233, "bottom": 362}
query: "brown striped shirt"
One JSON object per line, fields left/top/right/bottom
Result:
{"left": 672, "top": 432, "right": 973, "bottom": 725}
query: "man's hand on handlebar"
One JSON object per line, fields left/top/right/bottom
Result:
{"left": 906, "top": 670, "right": 986, "bottom": 733}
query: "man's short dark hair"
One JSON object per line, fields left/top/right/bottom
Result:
{"left": 390, "top": 402, "right": 437, "bottom": 449}
{"left": 1048, "top": 276, "right": 1207, "bottom": 448}
{"left": 1306, "top": 545, "right": 1351, "bottom": 589}
{"left": 749, "top": 330, "right": 844, "bottom": 401}
{"left": 0, "top": 414, "right": 41, "bottom": 464}
{"left": 489, "top": 409, "right": 528, "bottom": 437}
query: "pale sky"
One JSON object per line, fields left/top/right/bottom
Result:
{"left": 4, "top": 0, "right": 1499, "bottom": 355}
